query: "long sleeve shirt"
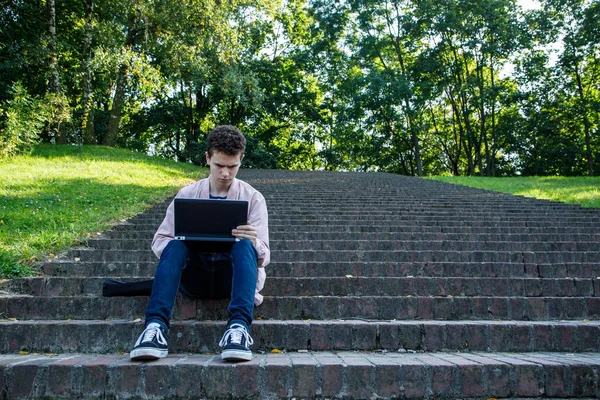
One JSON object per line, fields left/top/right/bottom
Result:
{"left": 151, "top": 177, "right": 270, "bottom": 305}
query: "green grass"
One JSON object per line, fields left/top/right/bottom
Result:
{"left": 426, "top": 176, "right": 600, "bottom": 209}
{"left": 0, "top": 144, "right": 203, "bottom": 278}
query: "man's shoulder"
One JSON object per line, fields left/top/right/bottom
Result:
{"left": 177, "top": 178, "right": 208, "bottom": 197}
{"left": 236, "top": 179, "right": 265, "bottom": 199}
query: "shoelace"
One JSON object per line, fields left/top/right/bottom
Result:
{"left": 141, "top": 325, "right": 166, "bottom": 344}
{"left": 219, "top": 325, "right": 254, "bottom": 347}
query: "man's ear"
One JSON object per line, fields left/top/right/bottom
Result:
{"left": 240, "top": 153, "right": 245, "bottom": 162}
{"left": 205, "top": 152, "right": 210, "bottom": 164}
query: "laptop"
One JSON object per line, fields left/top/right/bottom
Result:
{"left": 173, "top": 198, "right": 249, "bottom": 242}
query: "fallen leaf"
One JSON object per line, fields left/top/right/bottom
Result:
{"left": 19, "top": 351, "right": 28, "bottom": 355}
{"left": 583, "top": 319, "right": 589, "bottom": 323}
{"left": 345, "top": 275, "right": 353, "bottom": 278}
{"left": 271, "top": 349, "right": 282, "bottom": 354}
{"left": 49, "top": 254, "right": 55, "bottom": 258}
{"left": 8, "top": 318, "right": 17, "bottom": 321}
{"left": 66, "top": 318, "right": 72, "bottom": 321}
{"left": 45, "top": 354, "right": 58, "bottom": 357}
{"left": 132, "top": 318, "right": 142, "bottom": 323}
{"left": 74, "top": 258, "right": 81, "bottom": 262}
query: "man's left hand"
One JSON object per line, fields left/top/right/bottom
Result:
{"left": 232, "top": 221, "right": 257, "bottom": 246}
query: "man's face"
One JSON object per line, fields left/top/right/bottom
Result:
{"left": 205, "top": 150, "right": 243, "bottom": 191}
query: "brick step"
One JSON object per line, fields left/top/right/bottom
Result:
{"left": 269, "top": 224, "right": 598, "bottom": 234}
{"left": 2, "top": 319, "right": 599, "bottom": 354}
{"left": 273, "top": 240, "right": 600, "bottom": 252}
{"left": 130, "top": 213, "right": 600, "bottom": 225}
{"left": 101, "top": 224, "right": 599, "bottom": 239}
{"left": 64, "top": 248, "right": 600, "bottom": 263}
{"left": 268, "top": 217, "right": 599, "bottom": 228}
{"left": 3, "top": 276, "right": 597, "bottom": 298}
{"left": 41, "top": 260, "right": 600, "bottom": 279}
{"left": 129, "top": 208, "right": 600, "bottom": 219}
{"left": 262, "top": 196, "right": 587, "bottom": 208}
{"left": 106, "top": 222, "right": 600, "bottom": 236}
{"left": 101, "top": 229, "right": 600, "bottom": 243}
{"left": 81, "top": 238, "right": 600, "bottom": 252}
{"left": 130, "top": 207, "right": 596, "bottom": 223}
{"left": 2, "top": 295, "right": 598, "bottom": 321}
{"left": 0, "top": 351, "right": 598, "bottom": 399}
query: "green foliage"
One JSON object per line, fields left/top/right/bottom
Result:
{"left": 0, "top": 144, "right": 201, "bottom": 278}
{"left": 0, "top": 0, "right": 597, "bottom": 176}
{"left": 0, "top": 82, "right": 49, "bottom": 157}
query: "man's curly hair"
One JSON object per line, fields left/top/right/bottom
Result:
{"left": 207, "top": 125, "right": 246, "bottom": 156}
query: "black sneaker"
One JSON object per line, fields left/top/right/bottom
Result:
{"left": 130, "top": 322, "right": 168, "bottom": 361}
{"left": 219, "top": 323, "right": 253, "bottom": 361}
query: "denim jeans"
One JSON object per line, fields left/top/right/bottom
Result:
{"left": 145, "top": 239, "right": 258, "bottom": 333}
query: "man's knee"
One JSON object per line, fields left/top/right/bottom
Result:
{"left": 158, "top": 240, "right": 189, "bottom": 270}
{"left": 163, "top": 239, "right": 188, "bottom": 256}
{"left": 231, "top": 239, "right": 256, "bottom": 255}
{"left": 231, "top": 240, "right": 258, "bottom": 268}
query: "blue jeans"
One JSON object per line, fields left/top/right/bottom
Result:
{"left": 145, "top": 239, "right": 258, "bottom": 333}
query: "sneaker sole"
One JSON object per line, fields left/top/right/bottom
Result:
{"left": 130, "top": 348, "right": 168, "bottom": 361}
{"left": 221, "top": 349, "right": 252, "bottom": 362}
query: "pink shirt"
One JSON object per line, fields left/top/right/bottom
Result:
{"left": 151, "top": 177, "right": 270, "bottom": 305}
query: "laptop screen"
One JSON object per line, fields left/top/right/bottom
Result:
{"left": 173, "top": 198, "right": 249, "bottom": 242}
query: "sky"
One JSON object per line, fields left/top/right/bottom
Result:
{"left": 519, "top": 0, "right": 542, "bottom": 10}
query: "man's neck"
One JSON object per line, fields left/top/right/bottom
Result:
{"left": 209, "top": 177, "right": 232, "bottom": 197}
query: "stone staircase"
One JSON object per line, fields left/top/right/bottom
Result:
{"left": 1, "top": 170, "right": 600, "bottom": 399}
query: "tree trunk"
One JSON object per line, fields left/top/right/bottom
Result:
{"left": 103, "top": 65, "right": 128, "bottom": 146}
{"left": 103, "top": 17, "right": 138, "bottom": 146}
{"left": 47, "top": 0, "right": 60, "bottom": 94}
{"left": 47, "top": 0, "right": 67, "bottom": 144}
{"left": 489, "top": 59, "right": 497, "bottom": 176}
{"left": 574, "top": 64, "right": 594, "bottom": 176}
{"left": 82, "top": 0, "right": 95, "bottom": 144}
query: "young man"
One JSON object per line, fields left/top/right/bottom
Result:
{"left": 130, "top": 125, "right": 269, "bottom": 362}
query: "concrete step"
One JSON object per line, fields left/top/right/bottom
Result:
{"left": 0, "top": 351, "right": 598, "bottom": 399}
{"left": 2, "top": 319, "right": 599, "bottom": 354}
{"left": 41, "top": 260, "right": 600, "bottom": 279}
{"left": 3, "top": 276, "right": 598, "bottom": 298}
{"left": 63, "top": 248, "right": 600, "bottom": 263}
{"left": 2, "top": 295, "right": 598, "bottom": 321}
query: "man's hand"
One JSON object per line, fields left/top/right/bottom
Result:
{"left": 232, "top": 221, "right": 257, "bottom": 246}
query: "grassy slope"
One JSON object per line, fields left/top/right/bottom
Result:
{"left": 426, "top": 176, "right": 600, "bottom": 209}
{"left": 0, "top": 144, "right": 202, "bottom": 277}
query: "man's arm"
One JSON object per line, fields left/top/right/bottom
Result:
{"left": 240, "top": 194, "right": 269, "bottom": 267}
{"left": 151, "top": 199, "right": 175, "bottom": 259}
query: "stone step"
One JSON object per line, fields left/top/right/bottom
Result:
{"left": 2, "top": 295, "right": 598, "bottom": 321}
{"left": 0, "top": 351, "right": 598, "bottom": 399}
{"left": 3, "top": 276, "right": 598, "bottom": 298}
{"left": 82, "top": 238, "right": 600, "bottom": 252}
{"left": 2, "top": 319, "right": 599, "bottom": 354}
{"left": 41, "top": 260, "right": 600, "bottom": 279}
{"left": 64, "top": 248, "right": 600, "bottom": 263}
